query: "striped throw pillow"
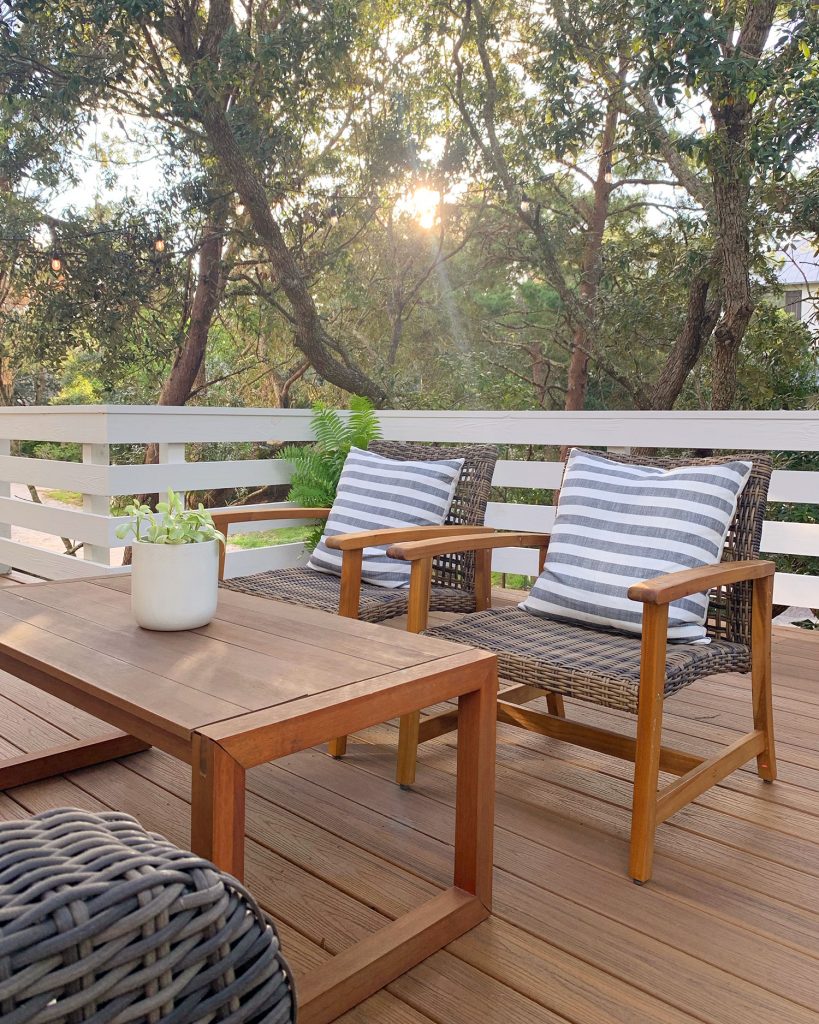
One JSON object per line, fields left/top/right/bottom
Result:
{"left": 308, "top": 447, "right": 464, "bottom": 589}
{"left": 520, "top": 449, "right": 752, "bottom": 642}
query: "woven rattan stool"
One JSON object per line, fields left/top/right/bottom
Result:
{"left": 0, "top": 807, "right": 295, "bottom": 1024}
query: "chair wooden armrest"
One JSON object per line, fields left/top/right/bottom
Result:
{"left": 386, "top": 531, "right": 551, "bottom": 634}
{"left": 387, "top": 531, "right": 551, "bottom": 561}
{"left": 628, "top": 559, "right": 776, "bottom": 606}
{"left": 325, "top": 525, "right": 495, "bottom": 552}
{"left": 213, "top": 507, "right": 330, "bottom": 580}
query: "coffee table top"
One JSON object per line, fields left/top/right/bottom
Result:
{"left": 0, "top": 577, "right": 475, "bottom": 745}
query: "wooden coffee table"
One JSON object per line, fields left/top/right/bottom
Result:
{"left": 0, "top": 577, "right": 497, "bottom": 1024}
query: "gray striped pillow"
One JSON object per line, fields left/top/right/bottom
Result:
{"left": 520, "top": 449, "right": 752, "bottom": 642}
{"left": 308, "top": 447, "right": 464, "bottom": 589}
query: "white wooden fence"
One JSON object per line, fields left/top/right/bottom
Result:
{"left": 0, "top": 406, "right": 816, "bottom": 607}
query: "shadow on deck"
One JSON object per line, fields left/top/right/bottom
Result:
{"left": 0, "top": 578, "right": 817, "bottom": 1024}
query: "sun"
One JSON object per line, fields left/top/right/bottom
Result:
{"left": 400, "top": 187, "right": 441, "bottom": 229}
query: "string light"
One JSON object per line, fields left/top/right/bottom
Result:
{"left": 153, "top": 233, "right": 166, "bottom": 254}
{"left": 50, "top": 251, "right": 63, "bottom": 274}
{"left": 520, "top": 198, "right": 532, "bottom": 214}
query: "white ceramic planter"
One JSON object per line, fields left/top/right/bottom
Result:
{"left": 130, "top": 539, "right": 220, "bottom": 631}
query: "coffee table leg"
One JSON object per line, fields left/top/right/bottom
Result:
{"left": 454, "top": 658, "right": 497, "bottom": 908}
{"left": 191, "top": 734, "right": 246, "bottom": 882}
{"left": 298, "top": 659, "right": 498, "bottom": 1024}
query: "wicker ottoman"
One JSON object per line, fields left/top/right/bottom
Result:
{"left": 0, "top": 807, "right": 295, "bottom": 1023}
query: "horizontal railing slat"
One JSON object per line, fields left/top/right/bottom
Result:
{"left": 767, "top": 470, "right": 819, "bottom": 503}
{"left": 491, "top": 461, "right": 819, "bottom": 505}
{"left": 0, "top": 456, "right": 108, "bottom": 493}
{"left": 1, "top": 406, "right": 818, "bottom": 447}
{"left": 108, "top": 460, "right": 291, "bottom": 495}
{"left": 761, "top": 521, "right": 819, "bottom": 557}
{"left": 491, "top": 461, "right": 565, "bottom": 489}
{"left": 223, "top": 541, "right": 309, "bottom": 579}
{"left": 485, "top": 502, "right": 554, "bottom": 532}
{"left": 0, "top": 538, "right": 118, "bottom": 579}
{"left": 0, "top": 496, "right": 113, "bottom": 547}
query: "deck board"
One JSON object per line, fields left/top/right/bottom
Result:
{"left": 0, "top": 592, "right": 817, "bottom": 1023}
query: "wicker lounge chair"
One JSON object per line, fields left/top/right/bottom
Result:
{"left": 385, "top": 451, "right": 776, "bottom": 883}
{"left": 214, "top": 440, "right": 498, "bottom": 758}
{"left": 0, "top": 807, "right": 295, "bottom": 1023}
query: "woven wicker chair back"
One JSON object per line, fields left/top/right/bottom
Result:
{"left": 564, "top": 450, "right": 773, "bottom": 647}
{"left": 369, "top": 441, "right": 498, "bottom": 597}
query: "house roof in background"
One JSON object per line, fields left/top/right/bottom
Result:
{"left": 774, "top": 239, "right": 819, "bottom": 286}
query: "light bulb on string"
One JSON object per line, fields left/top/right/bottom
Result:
{"left": 50, "top": 251, "right": 63, "bottom": 274}
{"left": 604, "top": 166, "right": 613, "bottom": 184}
{"left": 153, "top": 233, "right": 166, "bottom": 254}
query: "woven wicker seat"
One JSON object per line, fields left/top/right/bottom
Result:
{"left": 222, "top": 565, "right": 476, "bottom": 622}
{"left": 218, "top": 441, "right": 498, "bottom": 623}
{"left": 0, "top": 807, "right": 295, "bottom": 1024}
{"left": 384, "top": 450, "right": 777, "bottom": 883}
{"left": 426, "top": 606, "right": 751, "bottom": 713}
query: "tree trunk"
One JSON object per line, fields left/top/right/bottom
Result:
{"left": 709, "top": 171, "right": 753, "bottom": 409}
{"left": 197, "top": 100, "right": 388, "bottom": 405}
{"left": 161, "top": 198, "right": 229, "bottom": 407}
{"left": 649, "top": 269, "right": 722, "bottom": 409}
{"left": 707, "top": 0, "right": 776, "bottom": 409}
{"left": 565, "top": 94, "right": 618, "bottom": 411}
{"left": 143, "top": 197, "right": 230, "bottom": 471}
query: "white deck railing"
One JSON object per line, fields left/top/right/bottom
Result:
{"left": 0, "top": 406, "right": 816, "bottom": 606}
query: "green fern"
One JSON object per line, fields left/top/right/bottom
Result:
{"left": 280, "top": 398, "right": 382, "bottom": 550}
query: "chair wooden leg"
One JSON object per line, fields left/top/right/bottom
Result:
{"left": 545, "top": 693, "right": 565, "bottom": 717}
{"left": 394, "top": 560, "right": 433, "bottom": 787}
{"left": 397, "top": 711, "right": 421, "bottom": 787}
{"left": 751, "top": 574, "right": 777, "bottom": 782}
{"left": 329, "top": 550, "right": 363, "bottom": 757}
{"left": 328, "top": 736, "right": 348, "bottom": 758}
{"left": 629, "top": 603, "right": 668, "bottom": 884}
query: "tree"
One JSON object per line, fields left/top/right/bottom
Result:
{"left": 2, "top": 0, "right": 399, "bottom": 402}
{"left": 634, "top": 0, "right": 819, "bottom": 407}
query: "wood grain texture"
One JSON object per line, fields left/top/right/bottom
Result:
{"left": 629, "top": 603, "right": 669, "bottom": 883}
{"left": 628, "top": 559, "right": 775, "bottom": 605}
{"left": 0, "top": 732, "right": 149, "bottom": 789}
{"left": 0, "top": 620, "right": 816, "bottom": 1024}
{"left": 325, "top": 525, "right": 495, "bottom": 551}
{"left": 0, "top": 575, "right": 496, "bottom": 1022}
{"left": 298, "top": 889, "right": 488, "bottom": 1024}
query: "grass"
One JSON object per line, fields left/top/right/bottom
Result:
{"left": 492, "top": 571, "right": 533, "bottom": 591}
{"left": 42, "top": 488, "right": 83, "bottom": 507}
{"left": 228, "top": 525, "right": 312, "bottom": 549}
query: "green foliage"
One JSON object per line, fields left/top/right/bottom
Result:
{"left": 279, "top": 397, "right": 381, "bottom": 549}
{"left": 229, "top": 525, "right": 312, "bottom": 550}
{"left": 116, "top": 489, "right": 225, "bottom": 545}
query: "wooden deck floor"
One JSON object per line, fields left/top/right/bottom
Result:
{"left": 0, "top": 583, "right": 818, "bottom": 1023}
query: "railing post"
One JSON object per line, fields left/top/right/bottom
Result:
{"left": 82, "top": 443, "right": 111, "bottom": 567}
{"left": 158, "top": 443, "right": 186, "bottom": 506}
{"left": 0, "top": 439, "right": 10, "bottom": 575}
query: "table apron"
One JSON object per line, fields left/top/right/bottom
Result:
{"left": 199, "top": 653, "right": 497, "bottom": 767}
{"left": 0, "top": 650, "right": 191, "bottom": 763}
